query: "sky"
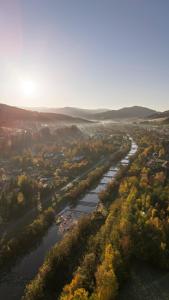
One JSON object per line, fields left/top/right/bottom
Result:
{"left": 0, "top": 0, "right": 169, "bottom": 111}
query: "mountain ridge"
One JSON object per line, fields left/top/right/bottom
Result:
{"left": 25, "top": 106, "right": 109, "bottom": 119}
{"left": 0, "top": 103, "right": 165, "bottom": 125}
{"left": 25, "top": 105, "right": 159, "bottom": 120}
{"left": 91, "top": 105, "right": 158, "bottom": 120}
{"left": 0, "top": 103, "right": 90, "bottom": 126}
{"left": 148, "top": 110, "right": 169, "bottom": 119}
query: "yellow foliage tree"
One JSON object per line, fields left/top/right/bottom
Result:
{"left": 93, "top": 244, "right": 118, "bottom": 300}
{"left": 60, "top": 287, "right": 88, "bottom": 300}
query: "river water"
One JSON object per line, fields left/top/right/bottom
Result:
{"left": 0, "top": 138, "right": 138, "bottom": 300}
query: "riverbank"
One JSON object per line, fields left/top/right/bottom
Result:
{"left": 22, "top": 137, "right": 138, "bottom": 300}
{"left": 0, "top": 137, "right": 137, "bottom": 300}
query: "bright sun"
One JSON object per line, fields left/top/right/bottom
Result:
{"left": 21, "top": 79, "right": 37, "bottom": 97}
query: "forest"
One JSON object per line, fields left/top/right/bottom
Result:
{"left": 0, "top": 126, "right": 125, "bottom": 222}
{"left": 0, "top": 126, "right": 130, "bottom": 274}
{"left": 22, "top": 129, "right": 169, "bottom": 300}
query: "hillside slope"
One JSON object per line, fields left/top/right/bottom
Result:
{"left": 91, "top": 106, "right": 158, "bottom": 120}
{"left": 0, "top": 103, "right": 90, "bottom": 126}
{"left": 148, "top": 110, "right": 169, "bottom": 119}
{"left": 26, "top": 106, "right": 109, "bottom": 119}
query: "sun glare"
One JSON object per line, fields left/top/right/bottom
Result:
{"left": 20, "top": 79, "right": 37, "bottom": 97}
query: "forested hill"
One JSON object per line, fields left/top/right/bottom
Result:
{"left": 0, "top": 103, "right": 90, "bottom": 126}
{"left": 148, "top": 110, "right": 169, "bottom": 119}
{"left": 26, "top": 105, "right": 159, "bottom": 120}
{"left": 91, "top": 106, "right": 158, "bottom": 120}
{"left": 26, "top": 106, "right": 109, "bottom": 119}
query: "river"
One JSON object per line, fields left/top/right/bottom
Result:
{"left": 0, "top": 137, "right": 138, "bottom": 300}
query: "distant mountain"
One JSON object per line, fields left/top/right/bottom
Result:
{"left": 91, "top": 106, "right": 158, "bottom": 120}
{"left": 162, "top": 117, "right": 169, "bottom": 124}
{"left": 148, "top": 110, "right": 169, "bottom": 119}
{"left": 26, "top": 106, "right": 109, "bottom": 119}
{"left": 0, "top": 103, "right": 90, "bottom": 127}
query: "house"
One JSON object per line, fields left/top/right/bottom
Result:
{"left": 72, "top": 155, "right": 85, "bottom": 163}
{"left": 43, "top": 152, "right": 54, "bottom": 159}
